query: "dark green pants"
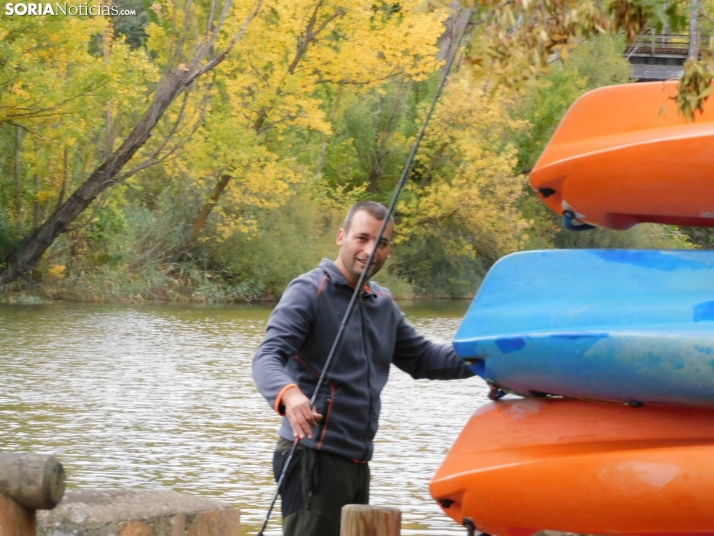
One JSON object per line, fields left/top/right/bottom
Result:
{"left": 273, "top": 438, "right": 370, "bottom": 536}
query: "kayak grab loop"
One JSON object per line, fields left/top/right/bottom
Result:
{"left": 463, "top": 357, "right": 485, "bottom": 377}
{"left": 563, "top": 210, "right": 596, "bottom": 231}
{"left": 463, "top": 517, "right": 490, "bottom": 536}
{"left": 487, "top": 382, "right": 506, "bottom": 401}
{"left": 537, "top": 187, "right": 556, "bottom": 198}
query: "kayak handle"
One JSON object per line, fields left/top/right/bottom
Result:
{"left": 563, "top": 210, "right": 596, "bottom": 231}
{"left": 463, "top": 517, "right": 490, "bottom": 536}
{"left": 463, "top": 358, "right": 485, "bottom": 377}
{"left": 463, "top": 517, "right": 477, "bottom": 536}
{"left": 487, "top": 382, "right": 506, "bottom": 400}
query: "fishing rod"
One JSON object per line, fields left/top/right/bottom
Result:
{"left": 257, "top": 9, "right": 473, "bottom": 535}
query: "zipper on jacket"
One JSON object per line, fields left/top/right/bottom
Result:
{"left": 359, "top": 295, "right": 374, "bottom": 461}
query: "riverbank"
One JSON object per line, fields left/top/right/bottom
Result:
{"left": 0, "top": 266, "right": 278, "bottom": 304}
{"left": 0, "top": 263, "right": 474, "bottom": 305}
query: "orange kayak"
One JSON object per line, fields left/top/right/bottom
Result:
{"left": 529, "top": 81, "right": 714, "bottom": 230}
{"left": 430, "top": 399, "right": 714, "bottom": 535}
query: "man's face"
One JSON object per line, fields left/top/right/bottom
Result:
{"left": 335, "top": 210, "right": 394, "bottom": 287}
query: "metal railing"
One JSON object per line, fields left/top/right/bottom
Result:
{"left": 626, "top": 30, "right": 711, "bottom": 57}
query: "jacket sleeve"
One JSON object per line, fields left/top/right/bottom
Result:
{"left": 252, "top": 276, "right": 318, "bottom": 413}
{"left": 391, "top": 306, "right": 475, "bottom": 380}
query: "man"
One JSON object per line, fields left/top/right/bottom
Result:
{"left": 253, "top": 201, "right": 474, "bottom": 536}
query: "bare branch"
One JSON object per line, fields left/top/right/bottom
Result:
{"left": 700, "top": 10, "right": 714, "bottom": 26}
{"left": 190, "top": 0, "right": 264, "bottom": 81}
{"left": 112, "top": 87, "right": 195, "bottom": 182}
{"left": 207, "top": 0, "right": 219, "bottom": 34}
{"left": 0, "top": 82, "right": 109, "bottom": 125}
{"left": 115, "top": 112, "right": 208, "bottom": 182}
{"left": 315, "top": 71, "right": 406, "bottom": 86}
{"left": 416, "top": 209, "right": 460, "bottom": 227}
{"left": 287, "top": 0, "right": 338, "bottom": 76}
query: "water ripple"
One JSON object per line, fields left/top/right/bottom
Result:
{"left": 0, "top": 302, "right": 489, "bottom": 535}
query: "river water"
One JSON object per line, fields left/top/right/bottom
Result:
{"left": 0, "top": 301, "right": 490, "bottom": 535}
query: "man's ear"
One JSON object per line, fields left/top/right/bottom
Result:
{"left": 336, "top": 228, "right": 345, "bottom": 246}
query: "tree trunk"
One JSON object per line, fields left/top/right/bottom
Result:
{"left": 438, "top": 1, "right": 471, "bottom": 73}
{"left": 1, "top": 68, "right": 194, "bottom": 285}
{"left": 191, "top": 0, "right": 343, "bottom": 237}
{"left": 14, "top": 126, "right": 22, "bottom": 234}
{"left": 191, "top": 174, "right": 232, "bottom": 240}
{"left": 56, "top": 147, "right": 69, "bottom": 211}
{"left": 106, "top": 104, "right": 114, "bottom": 159}
{"left": 33, "top": 175, "right": 41, "bottom": 230}
{"left": 251, "top": 0, "right": 340, "bottom": 134}
{"left": 689, "top": 0, "right": 699, "bottom": 58}
{"left": 0, "top": 0, "right": 263, "bottom": 285}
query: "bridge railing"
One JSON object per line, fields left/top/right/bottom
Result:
{"left": 626, "top": 30, "right": 712, "bottom": 57}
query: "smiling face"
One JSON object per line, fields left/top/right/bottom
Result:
{"left": 334, "top": 209, "right": 394, "bottom": 287}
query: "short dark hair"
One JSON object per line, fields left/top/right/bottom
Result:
{"left": 343, "top": 201, "right": 395, "bottom": 233}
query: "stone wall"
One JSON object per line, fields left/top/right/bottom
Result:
{"left": 37, "top": 490, "right": 240, "bottom": 536}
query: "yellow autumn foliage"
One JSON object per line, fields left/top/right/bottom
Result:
{"left": 1, "top": 13, "right": 157, "bottom": 218}
{"left": 398, "top": 72, "right": 530, "bottom": 261}
{"left": 170, "top": 0, "right": 449, "bottom": 242}
{"left": 47, "top": 265, "right": 67, "bottom": 280}
{"left": 0, "top": 16, "right": 107, "bottom": 129}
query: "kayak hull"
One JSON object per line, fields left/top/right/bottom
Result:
{"left": 453, "top": 249, "right": 714, "bottom": 407}
{"left": 465, "top": 331, "right": 714, "bottom": 407}
{"left": 430, "top": 399, "right": 714, "bottom": 536}
{"left": 529, "top": 81, "right": 714, "bottom": 230}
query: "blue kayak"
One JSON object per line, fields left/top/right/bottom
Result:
{"left": 454, "top": 249, "right": 714, "bottom": 407}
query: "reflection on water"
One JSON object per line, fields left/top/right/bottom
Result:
{"left": 0, "top": 302, "right": 489, "bottom": 535}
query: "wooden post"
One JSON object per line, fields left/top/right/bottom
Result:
{"left": 0, "top": 454, "right": 65, "bottom": 510}
{"left": 0, "top": 494, "right": 36, "bottom": 536}
{"left": 0, "top": 454, "right": 65, "bottom": 536}
{"left": 340, "top": 505, "right": 400, "bottom": 536}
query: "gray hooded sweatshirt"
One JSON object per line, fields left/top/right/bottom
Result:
{"left": 252, "top": 259, "right": 473, "bottom": 462}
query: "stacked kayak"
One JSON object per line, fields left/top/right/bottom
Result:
{"left": 431, "top": 399, "right": 714, "bottom": 536}
{"left": 432, "top": 82, "right": 714, "bottom": 535}
{"left": 529, "top": 80, "right": 714, "bottom": 230}
{"left": 452, "top": 248, "right": 714, "bottom": 407}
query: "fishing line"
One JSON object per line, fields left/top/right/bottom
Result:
{"left": 257, "top": 9, "right": 473, "bottom": 534}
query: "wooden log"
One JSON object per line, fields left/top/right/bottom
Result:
{"left": 0, "top": 492, "right": 36, "bottom": 536}
{"left": 340, "top": 505, "right": 400, "bottom": 536}
{"left": 0, "top": 454, "right": 65, "bottom": 510}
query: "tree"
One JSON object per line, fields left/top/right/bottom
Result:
{"left": 419, "top": 0, "right": 713, "bottom": 119}
{"left": 0, "top": 15, "right": 112, "bottom": 263}
{"left": 180, "top": 0, "right": 446, "bottom": 244}
{"left": 0, "top": 0, "right": 264, "bottom": 285}
{"left": 393, "top": 73, "right": 530, "bottom": 293}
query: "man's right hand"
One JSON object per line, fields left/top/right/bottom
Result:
{"left": 281, "top": 385, "right": 323, "bottom": 440}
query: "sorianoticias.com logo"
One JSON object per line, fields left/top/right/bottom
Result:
{"left": 4, "top": 2, "right": 137, "bottom": 15}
